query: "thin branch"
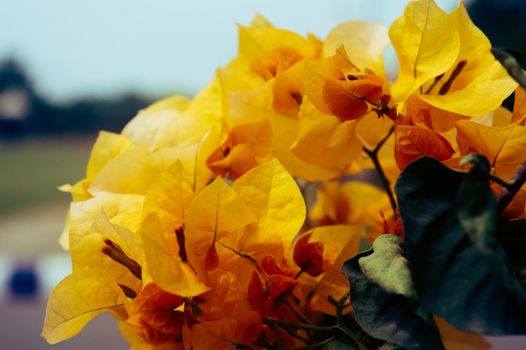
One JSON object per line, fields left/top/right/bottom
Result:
{"left": 279, "top": 337, "right": 334, "bottom": 350}
{"left": 363, "top": 126, "right": 397, "bottom": 216}
{"left": 262, "top": 319, "right": 332, "bottom": 333}
{"left": 490, "top": 174, "right": 513, "bottom": 189}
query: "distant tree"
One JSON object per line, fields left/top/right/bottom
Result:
{"left": 0, "top": 58, "right": 44, "bottom": 138}
{"left": 0, "top": 58, "right": 158, "bottom": 139}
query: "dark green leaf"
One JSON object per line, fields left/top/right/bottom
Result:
{"left": 342, "top": 249, "right": 445, "bottom": 350}
{"left": 323, "top": 340, "right": 356, "bottom": 350}
{"left": 330, "top": 326, "right": 358, "bottom": 348}
{"left": 499, "top": 219, "right": 526, "bottom": 290}
{"left": 396, "top": 156, "right": 526, "bottom": 334}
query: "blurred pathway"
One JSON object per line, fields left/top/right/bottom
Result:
{"left": 0, "top": 202, "right": 128, "bottom": 349}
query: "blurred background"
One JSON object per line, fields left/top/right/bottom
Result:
{"left": 0, "top": 0, "right": 524, "bottom": 348}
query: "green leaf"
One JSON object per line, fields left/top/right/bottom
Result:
{"left": 342, "top": 249, "right": 445, "bottom": 350}
{"left": 358, "top": 234, "right": 415, "bottom": 299}
{"left": 324, "top": 340, "right": 356, "bottom": 350}
{"left": 499, "top": 219, "right": 526, "bottom": 290}
{"left": 396, "top": 156, "right": 526, "bottom": 334}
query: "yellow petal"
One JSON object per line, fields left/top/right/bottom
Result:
{"left": 142, "top": 161, "right": 194, "bottom": 234}
{"left": 92, "top": 210, "right": 143, "bottom": 264}
{"left": 60, "top": 132, "right": 134, "bottom": 201}
{"left": 389, "top": 0, "right": 460, "bottom": 102}
{"left": 58, "top": 210, "right": 71, "bottom": 250}
{"left": 237, "top": 24, "right": 318, "bottom": 65}
{"left": 310, "top": 181, "right": 390, "bottom": 235}
{"left": 415, "top": 3, "right": 516, "bottom": 116}
{"left": 434, "top": 316, "right": 491, "bottom": 350}
{"left": 294, "top": 225, "right": 362, "bottom": 314}
{"left": 324, "top": 20, "right": 389, "bottom": 76}
{"left": 122, "top": 108, "right": 219, "bottom": 150}
{"left": 42, "top": 269, "right": 125, "bottom": 344}
{"left": 145, "top": 95, "right": 191, "bottom": 112}
{"left": 249, "top": 13, "right": 272, "bottom": 29}
{"left": 89, "top": 147, "right": 151, "bottom": 195}
{"left": 513, "top": 87, "right": 526, "bottom": 124}
{"left": 86, "top": 131, "right": 135, "bottom": 179}
{"left": 233, "top": 159, "right": 306, "bottom": 251}
{"left": 354, "top": 112, "right": 394, "bottom": 149}
{"left": 69, "top": 193, "right": 144, "bottom": 288}
{"left": 269, "top": 109, "right": 344, "bottom": 180}
{"left": 89, "top": 145, "right": 210, "bottom": 195}
{"left": 185, "top": 177, "right": 257, "bottom": 256}
{"left": 456, "top": 120, "right": 526, "bottom": 179}
{"left": 226, "top": 81, "right": 342, "bottom": 180}
{"left": 291, "top": 97, "right": 362, "bottom": 169}
{"left": 140, "top": 214, "right": 209, "bottom": 297}
{"left": 419, "top": 60, "right": 517, "bottom": 117}
{"left": 118, "top": 321, "right": 184, "bottom": 350}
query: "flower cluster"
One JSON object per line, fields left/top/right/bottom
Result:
{"left": 43, "top": 0, "right": 526, "bottom": 349}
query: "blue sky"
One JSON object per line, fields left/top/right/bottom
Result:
{"left": 0, "top": 0, "right": 456, "bottom": 102}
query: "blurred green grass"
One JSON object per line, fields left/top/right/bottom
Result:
{"left": 0, "top": 136, "right": 93, "bottom": 215}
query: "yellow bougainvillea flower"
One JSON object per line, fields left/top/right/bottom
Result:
{"left": 237, "top": 18, "right": 321, "bottom": 83}
{"left": 391, "top": 0, "right": 516, "bottom": 118}
{"left": 206, "top": 118, "right": 273, "bottom": 180}
{"left": 294, "top": 18, "right": 396, "bottom": 175}
{"left": 59, "top": 131, "right": 135, "bottom": 201}
{"left": 456, "top": 120, "right": 526, "bottom": 180}
{"left": 125, "top": 283, "right": 186, "bottom": 345}
{"left": 68, "top": 193, "right": 145, "bottom": 290}
{"left": 291, "top": 225, "right": 362, "bottom": 315}
{"left": 389, "top": 0, "right": 460, "bottom": 104}
{"left": 394, "top": 122, "right": 455, "bottom": 170}
{"left": 304, "top": 49, "right": 386, "bottom": 122}
{"left": 290, "top": 97, "right": 362, "bottom": 170}
{"left": 511, "top": 87, "right": 526, "bottom": 126}
{"left": 323, "top": 20, "right": 389, "bottom": 77}
{"left": 42, "top": 268, "right": 127, "bottom": 344}
{"left": 185, "top": 176, "right": 257, "bottom": 272}
{"left": 310, "top": 180, "right": 391, "bottom": 238}
{"left": 140, "top": 214, "right": 209, "bottom": 297}
{"left": 212, "top": 15, "right": 353, "bottom": 181}
{"left": 417, "top": 3, "right": 517, "bottom": 117}
{"left": 231, "top": 158, "right": 305, "bottom": 257}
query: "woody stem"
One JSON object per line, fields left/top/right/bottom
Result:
{"left": 497, "top": 160, "right": 526, "bottom": 213}
{"left": 262, "top": 319, "right": 332, "bottom": 333}
{"left": 363, "top": 126, "right": 397, "bottom": 216}
{"left": 280, "top": 337, "right": 334, "bottom": 350}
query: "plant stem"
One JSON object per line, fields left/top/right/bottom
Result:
{"left": 498, "top": 160, "right": 526, "bottom": 213}
{"left": 294, "top": 268, "right": 304, "bottom": 280}
{"left": 283, "top": 299, "right": 310, "bottom": 325}
{"left": 490, "top": 174, "right": 513, "bottom": 189}
{"left": 280, "top": 337, "right": 334, "bottom": 350}
{"left": 363, "top": 126, "right": 397, "bottom": 216}
{"left": 282, "top": 327, "right": 310, "bottom": 344}
{"left": 262, "top": 319, "right": 332, "bottom": 333}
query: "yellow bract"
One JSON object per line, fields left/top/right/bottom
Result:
{"left": 42, "top": 269, "right": 126, "bottom": 344}
{"left": 390, "top": 0, "right": 460, "bottom": 103}
{"left": 232, "top": 158, "right": 306, "bottom": 253}
{"left": 140, "top": 214, "right": 209, "bottom": 297}
{"left": 418, "top": 4, "right": 517, "bottom": 116}
{"left": 456, "top": 120, "right": 526, "bottom": 180}
{"left": 324, "top": 20, "right": 389, "bottom": 76}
